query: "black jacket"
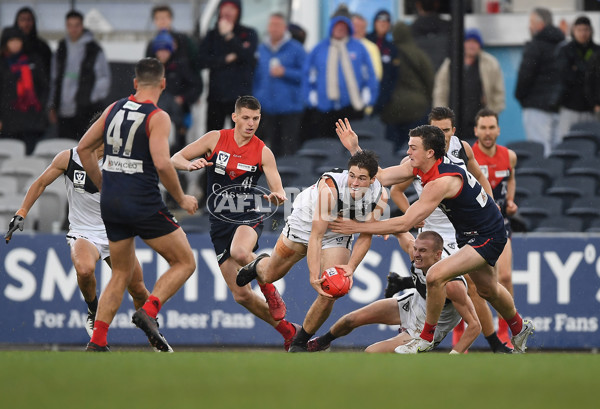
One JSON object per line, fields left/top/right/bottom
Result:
{"left": 515, "top": 25, "right": 565, "bottom": 112}
{"left": 557, "top": 40, "right": 600, "bottom": 111}
{"left": 198, "top": 0, "right": 257, "bottom": 102}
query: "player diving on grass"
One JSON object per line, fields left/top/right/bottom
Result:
{"left": 235, "top": 150, "right": 389, "bottom": 352}
{"left": 330, "top": 120, "right": 534, "bottom": 353}
{"left": 308, "top": 230, "right": 480, "bottom": 353}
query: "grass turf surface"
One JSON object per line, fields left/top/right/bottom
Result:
{"left": 1, "top": 350, "right": 596, "bottom": 409}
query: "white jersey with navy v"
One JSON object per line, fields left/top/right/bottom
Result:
{"left": 205, "top": 129, "right": 266, "bottom": 222}
{"left": 101, "top": 96, "right": 165, "bottom": 222}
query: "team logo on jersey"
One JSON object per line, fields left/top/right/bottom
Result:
{"left": 451, "top": 148, "right": 460, "bottom": 158}
{"left": 402, "top": 302, "right": 410, "bottom": 312}
{"left": 480, "top": 165, "right": 489, "bottom": 178}
{"left": 215, "top": 151, "right": 231, "bottom": 175}
{"left": 73, "top": 170, "right": 86, "bottom": 193}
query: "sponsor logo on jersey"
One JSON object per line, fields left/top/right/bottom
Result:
{"left": 480, "top": 165, "right": 489, "bottom": 178}
{"left": 495, "top": 170, "right": 510, "bottom": 178}
{"left": 123, "top": 101, "right": 142, "bottom": 111}
{"left": 73, "top": 170, "right": 86, "bottom": 193}
{"left": 102, "top": 155, "right": 143, "bottom": 174}
{"left": 237, "top": 163, "right": 257, "bottom": 172}
{"left": 215, "top": 151, "right": 231, "bottom": 175}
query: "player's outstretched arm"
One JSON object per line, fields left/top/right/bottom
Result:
{"left": 171, "top": 130, "right": 219, "bottom": 171}
{"left": 446, "top": 280, "right": 481, "bottom": 354}
{"left": 261, "top": 146, "right": 287, "bottom": 205}
{"left": 5, "top": 150, "right": 70, "bottom": 243}
{"left": 149, "top": 111, "right": 198, "bottom": 215}
{"left": 506, "top": 149, "right": 518, "bottom": 216}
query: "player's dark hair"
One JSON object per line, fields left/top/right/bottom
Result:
{"left": 347, "top": 150, "right": 379, "bottom": 178}
{"left": 428, "top": 106, "right": 455, "bottom": 128}
{"left": 152, "top": 5, "right": 173, "bottom": 18}
{"left": 409, "top": 125, "right": 446, "bottom": 159}
{"left": 474, "top": 108, "right": 499, "bottom": 126}
{"left": 135, "top": 57, "right": 165, "bottom": 85}
{"left": 235, "top": 95, "right": 261, "bottom": 112}
{"left": 65, "top": 10, "right": 84, "bottom": 21}
{"left": 417, "top": 230, "right": 444, "bottom": 251}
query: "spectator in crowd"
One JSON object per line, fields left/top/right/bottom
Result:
{"left": 145, "top": 4, "right": 201, "bottom": 75}
{"left": 410, "top": 0, "right": 452, "bottom": 71}
{"left": 515, "top": 7, "right": 565, "bottom": 156}
{"left": 351, "top": 13, "right": 382, "bottom": 81}
{"left": 302, "top": 11, "right": 378, "bottom": 140}
{"left": 48, "top": 10, "right": 111, "bottom": 141}
{"left": 0, "top": 27, "right": 48, "bottom": 154}
{"left": 13, "top": 7, "right": 51, "bottom": 82}
{"left": 433, "top": 28, "right": 505, "bottom": 143}
{"left": 152, "top": 30, "right": 202, "bottom": 152}
{"left": 253, "top": 13, "right": 306, "bottom": 157}
{"left": 366, "top": 9, "right": 397, "bottom": 115}
{"left": 288, "top": 23, "right": 307, "bottom": 46}
{"left": 380, "top": 22, "right": 433, "bottom": 152}
{"left": 556, "top": 16, "right": 600, "bottom": 139}
{"left": 585, "top": 46, "right": 600, "bottom": 120}
{"left": 198, "top": 0, "right": 258, "bottom": 131}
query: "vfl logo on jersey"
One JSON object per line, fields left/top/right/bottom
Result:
{"left": 73, "top": 170, "right": 86, "bottom": 193}
{"left": 215, "top": 151, "right": 231, "bottom": 175}
{"left": 479, "top": 165, "right": 489, "bottom": 178}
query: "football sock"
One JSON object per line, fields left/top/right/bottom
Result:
{"left": 86, "top": 296, "right": 98, "bottom": 313}
{"left": 506, "top": 312, "right": 523, "bottom": 336}
{"left": 420, "top": 322, "right": 437, "bottom": 342}
{"left": 275, "top": 320, "right": 296, "bottom": 339}
{"left": 452, "top": 320, "right": 465, "bottom": 346}
{"left": 259, "top": 282, "right": 275, "bottom": 294}
{"left": 142, "top": 295, "right": 161, "bottom": 319}
{"left": 291, "top": 327, "right": 312, "bottom": 346}
{"left": 497, "top": 317, "right": 510, "bottom": 339}
{"left": 90, "top": 320, "right": 109, "bottom": 346}
{"left": 319, "top": 331, "right": 337, "bottom": 346}
{"left": 485, "top": 332, "right": 504, "bottom": 351}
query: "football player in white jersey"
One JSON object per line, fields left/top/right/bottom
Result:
{"left": 308, "top": 230, "right": 480, "bottom": 353}
{"left": 236, "top": 150, "right": 389, "bottom": 351}
{"left": 5, "top": 141, "right": 150, "bottom": 340}
{"left": 387, "top": 107, "right": 513, "bottom": 353}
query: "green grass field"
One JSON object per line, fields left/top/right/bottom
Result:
{"left": 1, "top": 350, "right": 597, "bottom": 409}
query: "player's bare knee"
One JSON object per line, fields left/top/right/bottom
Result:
{"left": 231, "top": 286, "right": 254, "bottom": 306}
{"left": 75, "top": 264, "right": 95, "bottom": 280}
{"left": 476, "top": 285, "right": 496, "bottom": 301}
{"left": 425, "top": 268, "right": 444, "bottom": 289}
{"left": 229, "top": 247, "right": 253, "bottom": 266}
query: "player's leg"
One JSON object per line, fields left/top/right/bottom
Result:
{"left": 365, "top": 332, "right": 413, "bottom": 353}
{"left": 309, "top": 298, "right": 400, "bottom": 351}
{"left": 88, "top": 237, "right": 136, "bottom": 350}
{"left": 289, "top": 246, "right": 351, "bottom": 351}
{"left": 496, "top": 238, "right": 514, "bottom": 345}
{"left": 256, "top": 236, "right": 306, "bottom": 284}
{"left": 69, "top": 237, "right": 100, "bottom": 306}
{"left": 104, "top": 256, "right": 149, "bottom": 310}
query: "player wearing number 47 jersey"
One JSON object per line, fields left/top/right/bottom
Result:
{"left": 171, "top": 96, "right": 300, "bottom": 350}
{"left": 78, "top": 57, "right": 198, "bottom": 352}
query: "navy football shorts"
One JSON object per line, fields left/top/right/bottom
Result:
{"left": 104, "top": 206, "right": 180, "bottom": 242}
{"left": 210, "top": 215, "right": 264, "bottom": 266}
{"left": 457, "top": 233, "right": 507, "bottom": 266}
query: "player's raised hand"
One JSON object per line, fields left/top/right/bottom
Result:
{"left": 187, "top": 158, "right": 213, "bottom": 171}
{"left": 263, "top": 191, "right": 287, "bottom": 206}
{"left": 5, "top": 214, "right": 24, "bottom": 244}
{"left": 335, "top": 118, "right": 360, "bottom": 155}
{"left": 179, "top": 195, "right": 199, "bottom": 215}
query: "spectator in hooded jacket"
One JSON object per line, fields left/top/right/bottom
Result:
{"left": 152, "top": 30, "right": 203, "bottom": 152}
{"left": 556, "top": 16, "right": 600, "bottom": 140}
{"left": 366, "top": 9, "right": 397, "bottom": 115}
{"left": 13, "top": 7, "right": 51, "bottom": 83}
{"left": 0, "top": 27, "right": 48, "bottom": 154}
{"left": 380, "top": 22, "right": 433, "bottom": 152}
{"left": 48, "top": 10, "right": 111, "bottom": 141}
{"left": 253, "top": 13, "right": 306, "bottom": 157}
{"left": 302, "top": 13, "right": 378, "bottom": 140}
{"left": 198, "top": 0, "right": 258, "bottom": 132}
{"left": 433, "top": 28, "right": 505, "bottom": 142}
{"left": 515, "top": 7, "right": 565, "bottom": 156}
